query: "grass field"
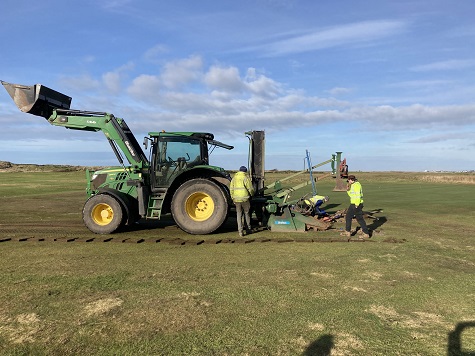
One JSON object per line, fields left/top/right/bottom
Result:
{"left": 0, "top": 169, "right": 474, "bottom": 355}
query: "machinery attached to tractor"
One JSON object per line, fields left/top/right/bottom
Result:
{"left": 2, "top": 81, "right": 347, "bottom": 235}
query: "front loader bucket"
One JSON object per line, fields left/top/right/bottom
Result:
{"left": 1, "top": 81, "right": 71, "bottom": 119}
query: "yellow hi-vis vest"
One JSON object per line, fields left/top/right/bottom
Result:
{"left": 347, "top": 181, "right": 364, "bottom": 206}
{"left": 230, "top": 171, "right": 254, "bottom": 202}
{"left": 304, "top": 195, "right": 326, "bottom": 205}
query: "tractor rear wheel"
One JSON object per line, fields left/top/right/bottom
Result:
{"left": 83, "top": 194, "right": 124, "bottom": 234}
{"left": 171, "top": 178, "right": 228, "bottom": 234}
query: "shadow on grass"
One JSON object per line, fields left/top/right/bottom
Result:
{"left": 323, "top": 203, "right": 341, "bottom": 211}
{"left": 121, "top": 215, "right": 244, "bottom": 235}
{"left": 448, "top": 321, "right": 475, "bottom": 356}
{"left": 367, "top": 216, "right": 387, "bottom": 231}
{"left": 303, "top": 334, "right": 334, "bottom": 356}
{"left": 121, "top": 218, "right": 175, "bottom": 232}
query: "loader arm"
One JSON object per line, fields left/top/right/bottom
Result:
{"left": 1, "top": 81, "right": 148, "bottom": 168}
{"left": 49, "top": 109, "right": 148, "bottom": 168}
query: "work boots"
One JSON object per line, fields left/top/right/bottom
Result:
{"left": 239, "top": 229, "right": 252, "bottom": 237}
{"left": 341, "top": 230, "right": 370, "bottom": 239}
{"left": 357, "top": 230, "right": 371, "bottom": 239}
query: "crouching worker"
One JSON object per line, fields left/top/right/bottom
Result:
{"left": 304, "top": 195, "right": 330, "bottom": 217}
{"left": 230, "top": 166, "right": 255, "bottom": 237}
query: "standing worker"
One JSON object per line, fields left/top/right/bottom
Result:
{"left": 230, "top": 166, "right": 255, "bottom": 237}
{"left": 341, "top": 175, "right": 370, "bottom": 238}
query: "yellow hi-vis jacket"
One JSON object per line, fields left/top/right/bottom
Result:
{"left": 347, "top": 181, "right": 364, "bottom": 206}
{"left": 230, "top": 171, "right": 254, "bottom": 202}
{"left": 304, "top": 195, "right": 326, "bottom": 205}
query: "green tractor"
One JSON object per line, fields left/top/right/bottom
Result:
{"left": 2, "top": 80, "right": 238, "bottom": 235}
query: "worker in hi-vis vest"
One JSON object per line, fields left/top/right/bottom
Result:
{"left": 304, "top": 195, "right": 329, "bottom": 216}
{"left": 340, "top": 175, "right": 370, "bottom": 239}
{"left": 230, "top": 166, "right": 255, "bottom": 237}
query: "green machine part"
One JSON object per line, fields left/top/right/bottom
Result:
{"left": 266, "top": 206, "right": 331, "bottom": 232}
{"left": 267, "top": 206, "right": 307, "bottom": 232}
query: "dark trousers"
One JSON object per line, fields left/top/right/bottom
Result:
{"left": 345, "top": 204, "right": 369, "bottom": 234}
{"left": 314, "top": 201, "right": 326, "bottom": 216}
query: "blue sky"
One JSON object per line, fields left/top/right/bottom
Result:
{"left": 1, "top": 0, "right": 474, "bottom": 171}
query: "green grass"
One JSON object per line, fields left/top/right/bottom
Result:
{"left": 0, "top": 171, "right": 474, "bottom": 355}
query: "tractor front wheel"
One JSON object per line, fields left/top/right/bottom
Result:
{"left": 171, "top": 178, "right": 228, "bottom": 234}
{"left": 83, "top": 194, "right": 124, "bottom": 234}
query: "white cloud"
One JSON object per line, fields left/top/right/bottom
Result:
{"left": 407, "top": 131, "right": 475, "bottom": 144}
{"left": 250, "top": 20, "right": 408, "bottom": 56}
{"left": 102, "top": 72, "right": 122, "bottom": 94}
{"left": 345, "top": 104, "right": 475, "bottom": 129}
{"left": 127, "top": 74, "right": 161, "bottom": 101}
{"left": 102, "top": 62, "right": 135, "bottom": 94}
{"left": 90, "top": 58, "right": 475, "bottom": 137}
{"left": 204, "top": 65, "right": 244, "bottom": 93}
{"left": 386, "top": 80, "right": 452, "bottom": 89}
{"left": 82, "top": 55, "right": 96, "bottom": 64}
{"left": 143, "top": 44, "right": 170, "bottom": 63}
{"left": 160, "top": 55, "right": 203, "bottom": 89}
{"left": 11, "top": 55, "right": 475, "bottom": 144}
{"left": 244, "top": 69, "right": 283, "bottom": 99}
{"left": 410, "top": 59, "right": 475, "bottom": 72}
{"left": 101, "top": 0, "right": 134, "bottom": 10}
{"left": 327, "top": 87, "right": 352, "bottom": 96}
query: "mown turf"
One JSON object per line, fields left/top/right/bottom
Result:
{"left": 0, "top": 171, "right": 474, "bottom": 355}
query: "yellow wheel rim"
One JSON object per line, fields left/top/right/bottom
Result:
{"left": 91, "top": 203, "right": 114, "bottom": 226}
{"left": 185, "top": 192, "right": 215, "bottom": 221}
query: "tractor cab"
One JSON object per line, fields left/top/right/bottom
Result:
{"left": 147, "top": 131, "right": 233, "bottom": 188}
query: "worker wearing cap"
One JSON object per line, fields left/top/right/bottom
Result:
{"left": 304, "top": 195, "right": 330, "bottom": 216}
{"left": 230, "top": 166, "right": 255, "bottom": 237}
{"left": 341, "top": 175, "right": 370, "bottom": 238}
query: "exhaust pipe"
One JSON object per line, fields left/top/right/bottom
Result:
{"left": 1, "top": 81, "right": 71, "bottom": 119}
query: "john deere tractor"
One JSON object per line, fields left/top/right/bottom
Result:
{"left": 2, "top": 81, "right": 238, "bottom": 235}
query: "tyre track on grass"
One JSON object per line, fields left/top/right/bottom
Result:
{"left": 0, "top": 224, "right": 398, "bottom": 244}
